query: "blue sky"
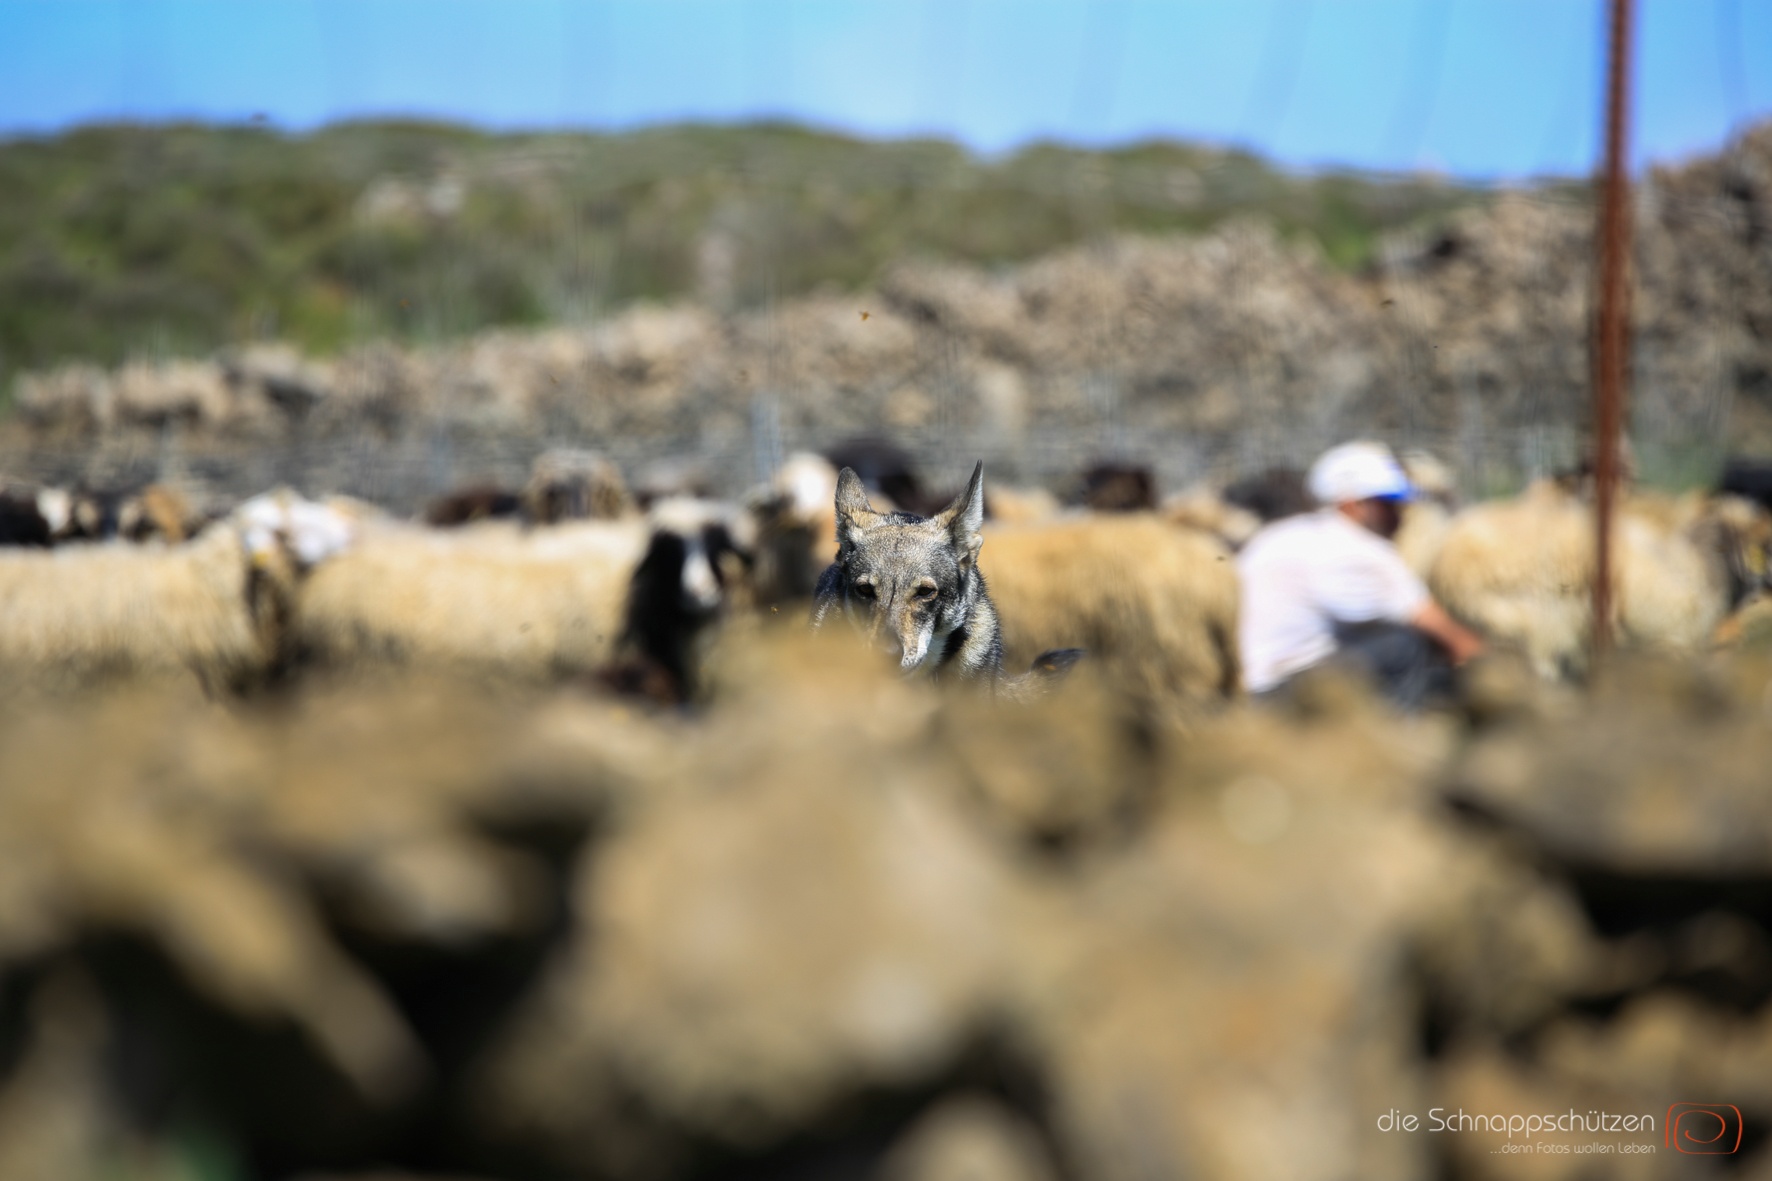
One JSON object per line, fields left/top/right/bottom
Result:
{"left": 1, "top": 0, "right": 1768, "bottom": 178}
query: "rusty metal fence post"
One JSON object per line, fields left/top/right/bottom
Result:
{"left": 1592, "top": 0, "right": 1634, "bottom": 659}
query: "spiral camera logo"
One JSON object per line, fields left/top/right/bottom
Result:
{"left": 1665, "top": 1104, "right": 1742, "bottom": 1155}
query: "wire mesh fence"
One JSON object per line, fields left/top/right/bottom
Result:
{"left": 0, "top": 405, "right": 1719, "bottom": 519}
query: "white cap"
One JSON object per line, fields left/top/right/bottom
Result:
{"left": 1307, "top": 441, "right": 1414, "bottom": 505}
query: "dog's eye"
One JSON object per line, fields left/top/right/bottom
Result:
{"left": 853, "top": 582, "right": 877, "bottom": 600}
{"left": 913, "top": 583, "right": 937, "bottom": 601}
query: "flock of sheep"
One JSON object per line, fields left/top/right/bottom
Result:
{"left": 2, "top": 440, "right": 1769, "bottom": 707}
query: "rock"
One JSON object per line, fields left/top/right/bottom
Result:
{"left": 7, "top": 627, "right": 1771, "bottom": 1181}
{"left": 1409, "top": 838, "right": 1610, "bottom": 1042}
{"left": 0, "top": 972, "right": 119, "bottom": 1181}
{"left": 479, "top": 638, "right": 1043, "bottom": 1170}
{"left": 1001, "top": 700, "right": 1458, "bottom": 1181}
{"left": 879, "top": 1095, "right": 1060, "bottom": 1181}
{"left": 1447, "top": 656, "right": 1772, "bottom": 875}
{"left": 1427, "top": 1046, "right": 1665, "bottom": 1181}
{"left": 1538, "top": 991, "right": 1772, "bottom": 1118}
{"left": 0, "top": 677, "right": 649, "bottom": 1169}
{"left": 937, "top": 662, "right": 1160, "bottom": 850}
{"left": 10, "top": 123, "right": 1772, "bottom": 495}
{"left": 222, "top": 341, "right": 336, "bottom": 424}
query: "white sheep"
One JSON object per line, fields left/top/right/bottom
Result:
{"left": 1428, "top": 483, "right": 1770, "bottom": 678}
{"left": 292, "top": 518, "right": 650, "bottom": 678}
{"left": 0, "top": 492, "right": 356, "bottom": 693}
{"left": 1394, "top": 450, "right": 1459, "bottom": 577}
{"left": 292, "top": 493, "right": 762, "bottom": 688}
{"left": 524, "top": 448, "right": 633, "bottom": 523}
{"left": 981, "top": 512, "right": 1242, "bottom": 712}
{"left": 1161, "top": 486, "right": 1263, "bottom": 551}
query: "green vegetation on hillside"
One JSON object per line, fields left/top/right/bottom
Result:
{"left": 0, "top": 119, "right": 1494, "bottom": 388}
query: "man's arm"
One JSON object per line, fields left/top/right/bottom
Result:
{"left": 1409, "top": 599, "right": 1485, "bottom": 665}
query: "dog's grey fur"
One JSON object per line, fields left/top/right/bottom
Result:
{"left": 812, "top": 461, "right": 1085, "bottom": 695}
{"left": 812, "top": 461, "right": 1006, "bottom": 680}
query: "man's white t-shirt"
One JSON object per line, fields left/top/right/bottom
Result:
{"left": 1236, "top": 509, "right": 1431, "bottom": 692}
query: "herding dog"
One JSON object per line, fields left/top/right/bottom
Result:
{"left": 812, "top": 461, "right": 1081, "bottom": 688}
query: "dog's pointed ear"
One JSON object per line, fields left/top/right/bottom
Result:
{"left": 938, "top": 462, "right": 986, "bottom": 566}
{"left": 834, "top": 467, "right": 881, "bottom": 538}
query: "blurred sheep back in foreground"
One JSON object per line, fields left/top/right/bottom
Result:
{"left": 1, "top": 626, "right": 1772, "bottom": 1180}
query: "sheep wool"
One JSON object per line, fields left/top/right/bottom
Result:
{"left": 980, "top": 512, "right": 1241, "bottom": 712}
{"left": 293, "top": 520, "right": 651, "bottom": 677}
{"left": 1429, "top": 484, "right": 1758, "bottom": 679}
{"left": 0, "top": 524, "right": 283, "bottom": 693}
{"left": 1162, "top": 488, "right": 1263, "bottom": 551}
{"left": 1394, "top": 499, "right": 1453, "bottom": 579}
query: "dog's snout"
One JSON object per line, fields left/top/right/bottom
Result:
{"left": 876, "top": 624, "right": 907, "bottom": 664}
{"left": 895, "top": 615, "right": 933, "bottom": 669}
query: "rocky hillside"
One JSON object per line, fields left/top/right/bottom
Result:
{"left": 0, "top": 120, "right": 1481, "bottom": 384}
{"left": 4, "top": 122, "right": 1769, "bottom": 503}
